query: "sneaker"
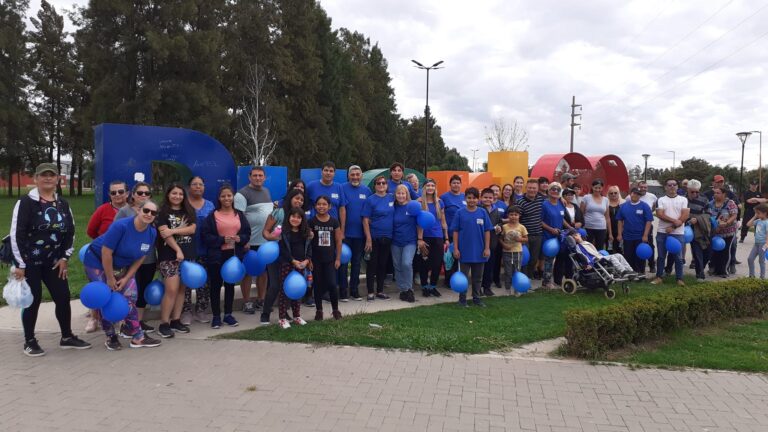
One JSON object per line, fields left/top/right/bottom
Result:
{"left": 367, "top": 294, "right": 375, "bottom": 301}
{"left": 242, "top": 301, "right": 257, "bottom": 314}
{"left": 457, "top": 300, "right": 468, "bottom": 308}
{"left": 431, "top": 287, "right": 442, "bottom": 297}
{"left": 314, "top": 310, "right": 324, "bottom": 321}
{"left": 23, "top": 339, "right": 45, "bottom": 357}
{"left": 60, "top": 335, "right": 92, "bottom": 350}
{"left": 180, "top": 310, "right": 192, "bottom": 326}
{"left": 211, "top": 316, "right": 222, "bottom": 329}
{"left": 399, "top": 291, "right": 409, "bottom": 302}
{"left": 293, "top": 317, "right": 307, "bottom": 326}
{"left": 406, "top": 290, "right": 416, "bottom": 303}
{"left": 105, "top": 335, "right": 122, "bottom": 351}
{"left": 472, "top": 298, "right": 487, "bottom": 307}
{"left": 734, "top": 260, "right": 742, "bottom": 265}
{"left": 542, "top": 282, "right": 556, "bottom": 290}
{"left": 676, "top": 280, "right": 686, "bottom": 287}
{"left": 157, "top": 323, "right": 174, "bottom": 338}
{"left": 351, "top": 295, "right": 363, "bottom": 301}
{"left": 728, "top": 264, "right": 737, "bottom": 275}
{"left": 118, "top": 324, "right": 134, "bottom": 339}
{"left": 259, "top": 313, "right": 271, "bottom": 326}
{"left": 339, "top": 297, "right": 349, "bottom": 303}
{"left": 304, "top": 298, "right": 315, "bottom": 307}
{"left": 422, "top": 288, "right": 431, "bottom": 297}
{"left": 278, "top": 319, "right": 291, "bottom": 329}
{"left": 650, "top": 277, "right": 663, "bottom": 285}
{"left": 223, "top": 315, "right": 239, "bottom": 327}
{"left": 375, "top": 293, "right": 390, "bottom": 300}
{"left": 140, "top": 321, "right": 155, "bottom": 333}
{"left": 689, "top": 262, "right": 696, "bottom": 269}
{"left": 332, "top": 310, "right": 343, "bottom": 320}
{"left": 85, "top": 317, "right": 99, "bottom": 333}
{"left": 130, "top": 335, "right": 161, "bottom": 348}
{"left": 170, "top": 320, "right": 190, "bottom": 334}
{"left": 483, "top": 287, "right": 495, "bottom": 297}
{"left": 193, "top": 310, "right": 211, "bottom": 323}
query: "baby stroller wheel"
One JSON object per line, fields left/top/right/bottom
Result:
{"left": 604, "top": 288, "right": 616, "bottom": 299}
{"left": 562, "top": 279, "right": 577, "bottom": 295}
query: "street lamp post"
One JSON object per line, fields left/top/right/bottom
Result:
{"left": 667, "top": 150, "right": 676, "bottom": 179}
{"left": 752, "top": 131, "right": 763, "bottom": 192}
{"left": 642, "top": 154, "right": 650, "bottom": 182}
{"left": 412, "top": 59, "right": 444, "bottom": 175}
{"left": 737, "top": 132, "right": 752, "bottom": 198}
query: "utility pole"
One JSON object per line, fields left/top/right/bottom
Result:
{"left": 471, "top": 148, "right": 479, "bottom": 172}
{"left": 570, "top": 96, "right": 581, "bottom": 153}
{"left": 642, "top": 154, "right": 650, "bottom": 182}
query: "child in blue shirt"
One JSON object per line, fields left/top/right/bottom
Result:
{"left": 451, "top": 187, "right": 492, "bottom": 307}
{"left": 747, "top": 203, "right": 768, "bottom": 278}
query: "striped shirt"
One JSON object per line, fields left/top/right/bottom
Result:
{"left": 515, "top": 194, "right": 544, "bottom": 236}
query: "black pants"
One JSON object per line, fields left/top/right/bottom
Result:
{"left": 338, "top": 237, "right": 364, "bottom": 298}
{"left": 741, "top": 213, "right": 753, "bottom": 240}
{"left": 690, "top": 241, "right": 708, "bottom": 279}
{"left": 134, "top": 262, "right": 157, "bottom": 309}
{"left": 22, "top": 263, "right": 73, "bottom": 342}
{"left": 622, "top": 239, "right": 644, "bottom": 273}
{"left": 419, "top": 237, "right": 443, "bottom": 286}
{"left": 644, "top": 227, "right": 656, "bottom": 271}
{"left": 711, "top": 235, "right": 734, "bottom": 276}
{"left": 492, "top": 243, "right": 502, "bottom": 287}
{"left": 553, "top": 250, "right": 572, "bottom": 285}
{"left": 207, "top": 250, "right": 235, "bottom": 317}
{"left": 459, "top": 262, "right": 484, "bottom": 301}
{"left": 481, "top": 247, "right": 498, "bottom": 289}
{"left": 366, "top": 237, "right": 391, "bottom": 294}
{"left": 525, "top": 235, "right": 542, "bottom": 278}
{"left": 586, "top": 228, "right": 607, "bottom": 251}
{"left": 313, "top": 261, "right": 339, "bottom": 312}
{"left": 262, "top": 261, "right": 282, "bottom": 316}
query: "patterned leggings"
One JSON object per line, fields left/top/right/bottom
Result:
{"left": 84, "top": 266, "right": 143, "bottom": 340}
{"left": 183, "top": 257, "right": 210, "bottom": 313}
{"left": 278, "top": 264, "right": 302, "bottom": 320}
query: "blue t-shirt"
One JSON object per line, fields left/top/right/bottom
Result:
{"left": 450, "top": 207, "right": 492, "bottom": 263}
{"left": 306, "top": 180, "right": 347, "bottom": 220}
{"left": 84, "top": 217, "right": 157, "bottom": 270}
{"left": 194, "top": 199, "right": 215, "bottom": 256}
{"left": 493, "top": 200, "right": 508, "bottom": 213}
{"left": 423, "top": 201, "right": 445, "bottom": 238}
{"left": 440, "top": 191, "right": 466, "bottom": 234}
{"left": 387, "top": 179, "right": 420, "bottom": 200}
{"left": 616, "top": 200, "right": 653, "bottom": 241}
{"left": 541, "top": 200, "right": 566, "bottom": 241}
{"left": 392, "top": 203, "right": 418, "bottom": 247}
{"left": 342, "top": 182, "right": 371, "bottom": 239}
{"left": 362, "top": 193, "right": 395, "bottom": 239}
{"left": 754, "top": 219, "right": 768, "bottom": 244}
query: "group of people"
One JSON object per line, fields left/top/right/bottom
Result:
{"left": 8, "top": 161, "right": 765, "bottom": 357}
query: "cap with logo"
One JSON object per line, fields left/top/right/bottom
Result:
{"left": 35, "top": 163, "right": 58, "bottom": 176}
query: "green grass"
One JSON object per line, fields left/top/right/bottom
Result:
{"left": 1, "top": 193, "right": 95, "bottom": 304}
{"left": 615, "top": 318, "right": 768, "bottom": 373}
{"left": 220, "top": 280, "right": 694, "bottom": 354}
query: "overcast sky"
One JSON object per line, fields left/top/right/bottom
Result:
{"left": 38, "top": 0, "right": 768, "bottom": 172}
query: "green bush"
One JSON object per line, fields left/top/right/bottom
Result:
{"left": 564, "top": 279, "right": 768, "bottom": 358}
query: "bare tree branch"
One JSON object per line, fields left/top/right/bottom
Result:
{"left": 484, "top": 117, "right": 529, "bottom": 152}
{"left": 238, "top": 61, "right": 277, "bottom": 166}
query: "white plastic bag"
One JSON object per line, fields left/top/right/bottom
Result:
{"left": 3, "top": 267, "right": 34, "bottom": 309}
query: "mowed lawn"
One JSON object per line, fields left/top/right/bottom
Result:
{"left": 0, "top": 193, "right": 96, "bottom": 304}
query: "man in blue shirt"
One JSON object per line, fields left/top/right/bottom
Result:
{"left": 387, "top": 162, "right": 420, "bottom": 199}
{"left": 616, "top": 187, "right": 654, "bottom": 273}
{"left": 440, "top": 174, "right": 466, "bottom": 284}
{"left": 306, "top": 161, "right": 347, "bottom": 229}
{"left": 339, "top": 165, "right": 371, "bottom": 301}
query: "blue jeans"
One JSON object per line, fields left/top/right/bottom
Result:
{"left": 656, "top": 232, "right": 684, "bottom": 280}
{"left": 391, "top": 243, "right": 417, "bottom": 292}
{"left": 338, "top": 237, "right": 364, "bottom": 298}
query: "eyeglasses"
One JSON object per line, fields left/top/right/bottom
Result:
{"left": 135, "top": 191, "right": 151, "bottom": 197}
{"left": 689, "top": 190, "right": 700, "bottom": 194}
{"left": 109, "top": 189, "right": 126, "bottom": 196}
{"left": 375, "top": 181, "right": 387, "bottom": 185}
{"left": 549, "top": 187, "right": 561, "bottom": 192}
{"left": 141, "top": 208, "right": 158, "bottom": 216}
{"left": 189, "top": 182, "right": 204, "bottom": 187}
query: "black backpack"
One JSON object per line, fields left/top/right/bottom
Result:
{"left": 0, "top": 235, "right": 15, "bottom": 266}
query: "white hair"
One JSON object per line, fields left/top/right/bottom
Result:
{"left": 687, "top": 179, "right": 701, "bottom": 191}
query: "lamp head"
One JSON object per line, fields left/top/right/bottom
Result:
{"left": 411, "top": 59, "right": 425, "bottom": 68}
{"left": 737, "top": 131, "right": 752, "bottom": 145}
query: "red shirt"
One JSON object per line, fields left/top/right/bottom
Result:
{"left": 87, "top": 203, "right": 120, "bottom": 239}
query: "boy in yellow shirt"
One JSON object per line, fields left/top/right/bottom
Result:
{"left": 500, "top": 206, "right": 528, "bottom": 295}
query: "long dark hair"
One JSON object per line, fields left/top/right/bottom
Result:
{"left": 214, "top": 184, "right": 236, "bottom": 211}
{"left": 283, "top": 188, "right": 307, "bottom": 213}
{"left": 286, "top": 207, "right": 310, "bottom": 238}
{"left": 160, "top": 182, "right": 196, "bottom": 223}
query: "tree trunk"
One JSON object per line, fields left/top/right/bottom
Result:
{"left": 77, "top": 158, "right": 83, "bottom": 196}
{"left": 6, "top": 169, "right": 12, "bottom": 197}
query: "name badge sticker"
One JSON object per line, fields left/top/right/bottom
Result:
{"left": 636, "top": 209, "right": 643, "bottom": 215}
{"left": 476, "top": 219, "right": 484, "bottom": 225}
{"left": 140, "top": 243, "right": 150, "bottom": 252}
{"left": 359, "top": 194, "right": 366, "bottom": 200}
{"left": 331, "top": 193, "right": 339, "bottom": 199}
{"left": 388, "top": 202, "right": 394, "bottom": 207}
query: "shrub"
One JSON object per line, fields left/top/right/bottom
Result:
{"left": 564, "top": 279, "right": 768, "bottom": 358}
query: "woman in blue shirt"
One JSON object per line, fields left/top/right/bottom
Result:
{"left": 362, "top": 175, "right": 394, "bottom": 301}
{"left": 83, "top": 200, "right": 162, "bottom": 350}
{"left": 418, "top": 179, "right": 448, "bottom": 297}
{"left": 540, "top": 182, "right": 568, "bottom": 289}
{"left": 392, "top": 184, "right": 421, "bottom": 303}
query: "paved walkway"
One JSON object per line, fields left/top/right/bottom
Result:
{"left": 0, "top": 237, "right": 766, "bottom": 431}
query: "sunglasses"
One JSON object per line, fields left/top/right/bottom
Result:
{"left": 608, "top": 192, "right": 618, "bottom": 195}
{"left": 110, "top": 189, "right": 126, "bottom": 196}
{"left": 375, "top": 181, "right": 387, "bottom": 185}
{"left": 135, "top": 190, "right": 151, "bottom": 197}
{"left": 141, "top": 208, "right": 158, "bottom": 216}
{"left": 549, "top": 187, "right": 562, "bottom": 192}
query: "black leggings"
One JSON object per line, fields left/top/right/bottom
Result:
{"left": 366, "top": 237, "right": 391, "bottom": 294}
{"left": 207, "top": 250, "right": 235, "bottom": 316}
{"left": 134, "top": 262, "right": 157, "bottom": 309}
{"left": 262, "top": 261, "right": 282, "bottom": 316}
{"left": 313, "top": 261, "right": 339, "bottom": 312}
{"left": 586, "top": 228, "right": 607, "bottom": 251}
{"left": 419, "top": 237, "right": 444, "bottom": 286}
{"left": 22, "top": 263, "right": 73, "bottom": 341}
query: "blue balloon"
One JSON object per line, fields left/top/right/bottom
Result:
{"left": 180, "top": 261, "right": 207, "bottom": 289}
{"left": 406, "top": 200, "right": 422, "bottom": 215}
{"left": 79, "top": 243, "right": 90, "bottom": 262}
{"left": 256, "top": 241, "right": 280, "bottom": 266}
{"left": 512, "top": 272, "right": 531, "bottom": 293}
{"left": 711, "top": 236, "right": 726, "bottom": 251}
{"left": 450, "top": 271, "right": 469, "bottom": 294}
{"left": 221, "top": 256, "right": 246, "bottom": 284}
{"left": 599, "top": 250, "right": 610, "bottom": 256}
{"left": 101, "top": 292, "right": 130, "bottom": 322}
{"left": 341, "top": 243, "right": 352, "bottom": 264}
{"left": 542, "top": 238, "right": 560, "bottom": 257}
{"left": 683, "top": 226, "right": 694, "bottom": 243}
{"left": 577, "top": 228, "right": 587, "bottom": 238}
{"left": 143, "top": 280, "right": 164, "bottom": 306}
{"left": 764, "top": 249, "right": 768, "bottom": 261}
{"left": 284, "top": 270, "right": 308, "bottom": 300}
{"left": 521, "top": 245, "right": 530, "bottom": 266}
{"left": 665, "top": 236, "right": 682, "bottom": 254}
{"left": 80, "top": 281, "right": 111, "bottom": 309}
{"left": 636, "top": 243, "right": 653, "bottom": 260}
{"left": 243, "top": 250, "right": 264, "bottom": 276}
{"left": 417, "top": 211, "right": 436, "bottom": 230}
